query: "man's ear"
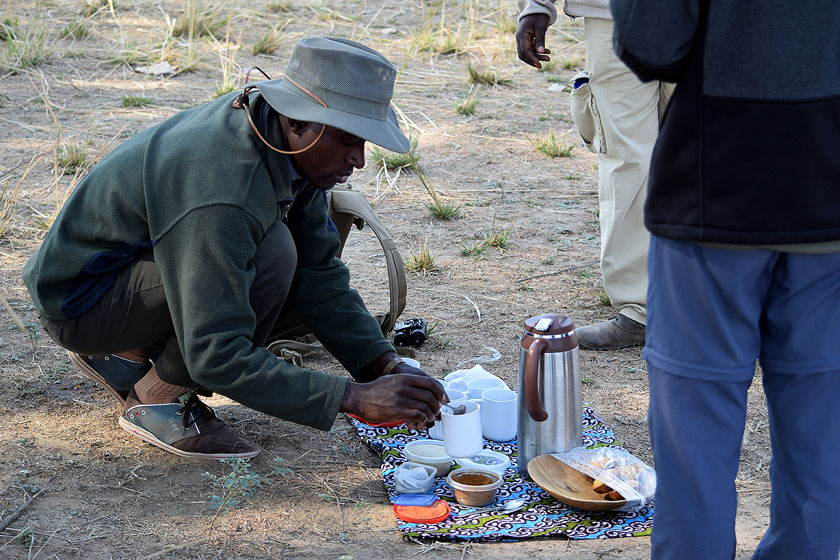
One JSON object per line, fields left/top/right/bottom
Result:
{"left": 286, "top": 118, "right": 311, "bottom": 137}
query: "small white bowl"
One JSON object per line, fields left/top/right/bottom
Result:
{"left": 404, "top": 439, "right": 453, "bottom": 477}
{"left": 457, "top": 449, "right": 511, "bottom": 477}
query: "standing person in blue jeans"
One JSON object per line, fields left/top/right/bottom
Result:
{"left": 612, "top": 1, "right": 840, "bottom": 558}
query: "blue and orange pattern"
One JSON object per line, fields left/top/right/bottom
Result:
{"left": 349, "top": 405, "right": 654, "bottom": 542}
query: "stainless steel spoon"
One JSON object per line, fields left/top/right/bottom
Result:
{"left": 463, "top": 497, "right": 530, "bottom": 515}
{"left": 442, "top": 403, "right": 467, "bottom": 415}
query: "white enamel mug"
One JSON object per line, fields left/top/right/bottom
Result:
{"left": 441, "top": 400, "right": 483, "bottom": 458}
{"left": 467, "top": 377, "right": 505, "bottom": 400}
{"left": 480, "top": 389, "right": 517, "bottom": 442}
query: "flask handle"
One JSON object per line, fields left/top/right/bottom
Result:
{"left": 525, "top": 338, "right": 548, "bottom": 421}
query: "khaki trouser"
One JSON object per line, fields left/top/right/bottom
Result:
{"left": 570, "top": 18, "right": 674, "bottom": 325}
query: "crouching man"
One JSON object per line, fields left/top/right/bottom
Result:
{"left": 22, "top": 36, "right": 445, "bottom": 459}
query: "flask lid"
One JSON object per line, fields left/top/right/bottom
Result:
{"left": 524, "top": 314, "right": 575, "bottom": 336}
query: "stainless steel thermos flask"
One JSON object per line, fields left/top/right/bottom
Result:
{"left": 516, "top": 313, "right": 583, "bottom": 478}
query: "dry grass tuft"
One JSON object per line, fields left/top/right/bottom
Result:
{"left": 467, "top": 62, "right": 511, "bottom": 86}
{"left": 405, "top": 240, "right": 438, "bottom": 275}
{"left": 534, "top": 130, "right": 575, "bottom": 158}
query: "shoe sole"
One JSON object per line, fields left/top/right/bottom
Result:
{"left": 118, "top": 416, "right": 260, "bottom": 460}
{"left": 68, "top": 351, "right": 128, "bottom": 406}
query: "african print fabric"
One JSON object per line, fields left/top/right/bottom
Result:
{"left": 350, "top": 405, "right": 654, "bottom": 542}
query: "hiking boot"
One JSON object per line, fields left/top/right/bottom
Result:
{"left": 119, "top": 390, "right": 260, "bottom": 459}
{"left": 576, "top": 314, "right": 646, "bottom": 350}
{"left": 68, "top": 351, "right": 151, "bottom": 405}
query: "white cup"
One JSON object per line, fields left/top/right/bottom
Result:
{"left": 480, "top": 389, "right": 517, "bottom": 442}
{"left": 441, "top": 400, "right": 483, "bottom": 458}
{"left": 446, "top": 378, "right": 469, "bottom": 394}
{"left": 467, "top": 377, "right": 504, "bottom": 400}
{"left": 432, "top": 389, "right": 467, "bottom": 440}
{"left": 445, "top": 389, "right": 468, "bottom": 402}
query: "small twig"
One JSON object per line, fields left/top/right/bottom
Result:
{"left": 0, "top": 526, "right": 29, "bottom": 552}
{"left": 141, "top": 536, "right": 212, "bottom": 560}
{"left": 516, "top": 261, "right": 597, "bottom": 283}
{"left": 460, "top": 292, "right": 481, "bottom": 322}
{"left": 0, "top": 489, "right": 45, "bottom": 532}
{"left": 30, "top": 527, "right": 58, "bottom": 560}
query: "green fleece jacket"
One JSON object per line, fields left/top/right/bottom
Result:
{"left": 22, "top": 92, "right": 394, "bottom": 431}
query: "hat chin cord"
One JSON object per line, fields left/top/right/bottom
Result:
{"left": 233, "top": 67, "right": 326, "bottom": 155}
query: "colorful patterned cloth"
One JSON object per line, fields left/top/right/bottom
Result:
{"left": 350, "top": 405, "right": 654, "bottom": 542}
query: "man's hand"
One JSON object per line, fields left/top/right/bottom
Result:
{"left": 516, "top": 14, "right": 552, "bottom": 68}
{"left": 389, "top": 360, "right": 428, "bottom": 378}
{"left": 340, "top": 374, "right": 448, "bottom": 430}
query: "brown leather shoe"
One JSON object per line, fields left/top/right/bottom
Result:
{"left": 119, "top": 390, "right": 259, "bottom": 459}
{"left": 576, "top": 314, "right": 645, "bottom": 350}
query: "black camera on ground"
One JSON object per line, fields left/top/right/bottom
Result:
{"left": 393, "top": 318, "right": 427, "bottom": 347}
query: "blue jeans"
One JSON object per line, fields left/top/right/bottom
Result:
{"left": 644, "top": 236, "right": 840, "bottom": 560}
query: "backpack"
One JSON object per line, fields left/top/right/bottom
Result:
{"left": 265, "top": 188, "right": 407, "bottom": 362}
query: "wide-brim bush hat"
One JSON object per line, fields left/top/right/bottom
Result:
{"left": 254, "top": 36, "right": 410, "bottom": 154}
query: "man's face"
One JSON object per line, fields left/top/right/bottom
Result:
{"left": 285, "top": 120, "right": 366, "bottom": 190}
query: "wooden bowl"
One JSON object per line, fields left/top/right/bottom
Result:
{"left": 527, "top": 454, "right": 628, "bottom": 511}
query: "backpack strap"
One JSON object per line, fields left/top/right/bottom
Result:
{"left": 328, "top": 188, "right": 407, "bottom": 334}
{"left": 266, "top": 189, "right": 406, "bottom": 361}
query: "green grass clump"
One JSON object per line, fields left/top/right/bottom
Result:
{"left": 454, "top": 91, "right": 478, "bottom": 116}
{"left": 435, "top": 28, "right": 464, "bottom": 55}
{"left": 562, "top": 56, "right": 583, "bottom": 70}
{"left": 405, "top": 241, "right": 438, "bottom": 275}
{"left": 461, "top": 219, "right": 514, "bottom": 258}
{"left": 482, "top": 221, "right": 513, "bottom": 249}
{"left": 467, "top": 62, "right": 511, "bottom": 86}
{"left": 268, "top": 1, "right": 292, "bottom": 11}
{"left": 460, "top": 242, "right": 486, "bottom": 258}
{"left": 370, "top": 137, "right": 419, "bottom": 173}
{"left": 61, "top": 19, "right": 90, "bottom": 39}
{"left": 122, "top": 95, "right": 153, "bottom": 108}
{"left": 599, "top": 287, "right": 611, "bottom": 306}
{"left": 110, "top": 48, "right": 143, "bottom": 67}
{"left": 373, "top": 139, "right": 461, "bottom": 220}
{"left": 252, "top": 27, "right": 283, "bottom": 55}
{"left": 213, "top": 82, "right": 237, "bottom": 98}
{"left": 425, "top": 199, "right": 460, "bottom": 220}
{"left": 172, "top": 11, "right": 226, "bottom": 38}
{"left": 57, "top": 143, "right": 88, "bottom": 175}
{"left": 0, "top": 18, "right": 18, "bottom": 42}
{"left": 534, "top": 131, "right": 575, "bottom": 158}
{"left": 2, "top": 25, "right": 50, "bottom": 72}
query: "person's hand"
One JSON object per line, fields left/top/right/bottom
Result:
{"left": 515, "top": 13, "right": 552, "bottom": 69}
{"left": 390, "top": 361, "right": 429, "bottom": 378}
{"left": 340, "top": 374, "right": 448, "bottom": 431}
